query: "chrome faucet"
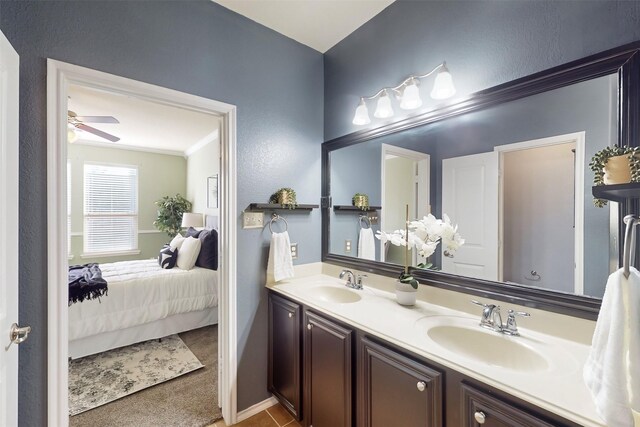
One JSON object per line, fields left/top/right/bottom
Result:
{"left": 339, "top": 269, "right": 364, "bottom": 290}
{"left": 472, "top": 300, "right": 530, "bottom": 335}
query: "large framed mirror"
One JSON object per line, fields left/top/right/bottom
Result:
{"left": 322, "top": 42, "right": 640, "bottom": 320}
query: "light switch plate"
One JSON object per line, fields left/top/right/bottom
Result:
{"left": 290, "top": 243, "right": 298, "bottom": 260}
{"left": 345, "top": 239, "right": 352, "bottom": 253}
{"left": 243, "top": 211, "right": 264, "bottom": 229}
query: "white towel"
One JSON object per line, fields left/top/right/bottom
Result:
{"left": 358, "top": 227, "right": 376, "bottom": 261}
{"left": 584, "top": 267, "right": 640, "bottom": 427}
{"left": 266, "top": 231, "right": 294, "bottom": 283}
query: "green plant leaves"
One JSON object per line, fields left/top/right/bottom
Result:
{"left": 153, "top": 194, "right": 193, "bottom": 237}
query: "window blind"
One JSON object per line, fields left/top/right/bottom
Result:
{"left": 83, "top": 163, "right": 138, "bottom": 254}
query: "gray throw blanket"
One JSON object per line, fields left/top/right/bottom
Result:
{"left": 68, "top": 263, "right": 108, "bottom": 305}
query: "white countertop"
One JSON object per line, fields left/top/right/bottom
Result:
{"left": 267, "top": 265, "right": 603, "bottom": 427}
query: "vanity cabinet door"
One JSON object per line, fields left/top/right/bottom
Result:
{"left": 461, "top": 383, "right": 557, "bottom": 427}
{"left": 304, "top": 310, "right": 352, "bottom": 427}
{"left": 268, "top": 293, "right": 302, "bottom": 419}
{"left": 359, "top": 337, "right": 442, "bottom": 427}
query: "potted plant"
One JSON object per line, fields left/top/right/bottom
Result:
{"left": 352, "top": 193, "right": 370, "bottom": 210}
{"left": 154, "top": 194, "right": 193, "bottom": 237}
{"left": 269, "top": 188, "right": 297, "bottom": 209}
{"left": 376, "top": 206, "right": 464, "bottom": 306}
{"left": 590, "top": 146, "right": 640, "bottom": 207}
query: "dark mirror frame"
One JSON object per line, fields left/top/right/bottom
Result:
{"left": 322, "top": 42, "right": 640, "bottom": 320}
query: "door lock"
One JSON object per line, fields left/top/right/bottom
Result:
{"left": 6, "top": 323, "right": 31, "bottom": 350}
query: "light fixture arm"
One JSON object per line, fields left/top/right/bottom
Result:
{"left": 359, "top": 62, "right": 447, "bottom": 101}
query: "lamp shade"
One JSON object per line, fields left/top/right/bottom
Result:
{"left": 352, "top": 99, "right": 371, "bottom": 125}
{"left": 181, "top": 212, "right": 203, "bottom": 228}
{"left": 400, "top": 79, "right": 422, "bottom": 110}
{"left": 374, "top": 90, "right": 394, "bottom": 119}
{"left": 67, "top": 125, "right": 78, "bottom": 143}
{"left": 430, "top": 66, "right": 456, "bottom": 100}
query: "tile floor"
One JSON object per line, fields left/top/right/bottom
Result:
{"left": 210, "top": 403, "right": 302, "bottom": 427}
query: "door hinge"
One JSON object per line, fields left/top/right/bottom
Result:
{"left": 321, "top": 196, "right": 332, "bottom": 208}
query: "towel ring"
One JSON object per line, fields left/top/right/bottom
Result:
{"left": 359, "top": 215, "right": 371, "bottom": 229}
{"left": 623, "top": 214, "right": 639, "bottom": 278}
{"left": 269, "top": 213, "right": 288, "bottom": 233}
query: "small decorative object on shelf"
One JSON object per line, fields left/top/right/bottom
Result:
{"left": 590, "top": 146, "right": 640, "bottom": 207}
{"left": 351, "top": 193, "right": 370, "bottom": 210}
{"left": 269, "top": 188, "right": 297, "bottom": 209}
{"left": 376, "top": 205, "right": 465, "bottom": 306}
{"left": 153, "top": 194, "right": 192, "bottom": 237}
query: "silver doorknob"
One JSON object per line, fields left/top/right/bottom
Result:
{"left": 288, "top": 312, "right": 293, "bottom": 318}
{"left": 8, "top": 323, "right": 31, "bottom": 349}
{"left": 474, "top": 411, "right": 486, "bottom": 424}
{"left": 416, "top": 381, "right": 426, "bottom": 392}
{"left": 307, "top": 324, "right": 312, "bottom": 330}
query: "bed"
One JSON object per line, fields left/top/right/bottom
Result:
{"left": 68, "top": 258, "right": 219, "bottom": 358}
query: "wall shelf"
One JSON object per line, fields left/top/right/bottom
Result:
{"left": 592, "top": 183, "right": 640, "bottom": 203}
{"left": 333, "top": 205, "right": 381, "bottom": 212}
{"left": 247, "top": 203, "right": 319, "bottom": 211}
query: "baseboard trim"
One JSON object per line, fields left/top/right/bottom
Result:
{"left": 235, "top": 396, "right": 278, "bottom": 422}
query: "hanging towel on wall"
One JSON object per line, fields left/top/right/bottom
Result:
{"left": 267, "top": 231, "right": 294, "bottom": 283}
{"left": 358, "top": 227, "right": 376, "bottom": 261}
{"left": 584, "top": 267, "right": 640, "bottom": 427}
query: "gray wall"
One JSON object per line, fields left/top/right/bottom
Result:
{"left": 324, "top": 0, "right": 640, "bottom": 140}
{"left": 0, "top": 2, "right": 323, "bottom": 424}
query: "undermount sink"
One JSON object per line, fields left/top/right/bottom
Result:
{"left": 305, "top": 286, "right": 362, "bottom": 304}
{"left": 423, "top": 318, "right": 549, "bottom": 373}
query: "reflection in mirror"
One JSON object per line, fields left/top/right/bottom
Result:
{"left": 330, "top": 73, "right": 618, "bottom": 299}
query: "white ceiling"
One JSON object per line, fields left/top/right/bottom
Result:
{"left": 213, "top": 0, "right": 395, "bottom": 53}
{"left": 68, "top": 84, "right": 220, "bottom": 156}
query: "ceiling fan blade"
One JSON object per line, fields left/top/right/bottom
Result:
{"left": 74, "top": 115, "right": 120, "bottom": 124}
{"left": 76, "top": 123, "right": 120, "bottom": 142}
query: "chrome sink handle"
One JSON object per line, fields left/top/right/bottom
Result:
{"left": 339, "top": 269, "right": 355, "bottom": 287}
{"left": 503, "top": 309, "right": 531, "bottom": 336}
{"left": 354, "top": 274, "right": 367, "bottom": 290}
{"left": 471, "top": 300, "right": 503, "bottom": 332}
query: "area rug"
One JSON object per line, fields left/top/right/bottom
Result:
{"left": 69, "top": 334, "right": 204, "bottom": 416}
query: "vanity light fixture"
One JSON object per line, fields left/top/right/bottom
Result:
{"left": 352, "top": 62, "right": 456, "bottom": 125}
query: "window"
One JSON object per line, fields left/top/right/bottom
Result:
{"left": 83, "top": 163, "right": 138, "bottom": 255}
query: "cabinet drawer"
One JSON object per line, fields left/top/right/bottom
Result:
{"left": 461, "top": 383, "right": 556, "bottom": 427}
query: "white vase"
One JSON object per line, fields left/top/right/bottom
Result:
{"left": 395, "top": 280, "right": 417, "bottom": 306}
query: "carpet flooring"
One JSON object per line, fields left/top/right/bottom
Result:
{"left": 70, "top": 325, "right": 221, "bottom": 427}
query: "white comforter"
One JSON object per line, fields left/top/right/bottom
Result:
{"left": 69, "top": 259, "right": 218, "bottom": 341}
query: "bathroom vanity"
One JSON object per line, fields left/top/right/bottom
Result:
{"left": 267, "top": 269, "right": 600, "bottom": 427}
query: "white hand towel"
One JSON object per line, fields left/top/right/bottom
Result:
{"left": 358, "top": 227, "right": 376, "bottom": 261}
{"left": 584, "top": 267, "right": 640, "bottom": 427}
{"left": 266, "top": 231, "right": 294, "bottom": 284}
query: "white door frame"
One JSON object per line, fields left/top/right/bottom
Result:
{"left": 46, "top": 60, "right": 238, "bottom": 426}
{"left": 380, "top": 143, "right": 430, "bottom": 263}
{"left": 494, "top": 131, "right": 585, "bottom": 294}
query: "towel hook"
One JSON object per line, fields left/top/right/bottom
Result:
{"left": 623, "top": 214, "right": 639, "bottom": 278}
{"left": 359, "top": 214, "right": 371, "bottom": 229}
{"left": 269, "top": 213, "right": 288, "bottom": 233}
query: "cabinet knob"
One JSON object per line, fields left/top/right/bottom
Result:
{"left": 416, "top": 381, "right": 426, "bottom": 392}
{"left": 288, "top": 312, "right": 293, "bottom": 318}
{"left": 474, "top": 411, "right": 486, "bottom": 424}
{"left": 307, "top": 323, "right": 312, "bottom": 330}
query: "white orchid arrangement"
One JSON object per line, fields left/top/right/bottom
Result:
{"left": 376, "top": 211, "right": 465, "bottom": 289}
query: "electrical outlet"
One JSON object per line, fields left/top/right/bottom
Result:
{"left": 242, "top": 211, "right": 264, "bottom": 229}
{"left": 290, "top": 243, "right": 298, "bottom": 260}
{"left": 345, "top": 239, "right": 352, "bottom": 253}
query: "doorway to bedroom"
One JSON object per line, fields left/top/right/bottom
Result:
{"left": 48, "top": 61, "right": 238, "bottom": 427}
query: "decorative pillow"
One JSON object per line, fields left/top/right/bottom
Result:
{"left": 186, "top": 227, "right": 202, "bottom": 238}
{"left": 196, "top": 228, "right": 218, "bottom": 270}
{"left": 170, "top": 233, "right": 186, "bottom": 250}
{"left": 158, "top": 245, "right": 178, "bottom": 269}
{"left": 177, "top": 236, "right": 202, "bottom": 270}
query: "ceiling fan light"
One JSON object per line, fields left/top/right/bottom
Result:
{"left": 430, "top": 65, "right": 456, "bottom": 100}
{"left": 352, "top": 99, "right": 371, "bottom": 125}
{"left": 400, "top": 79, "right": 422, "bottom": 110}
{"left": 374, "top": 90, "right": 394, "bottom": 119}
{"left": 67, "top": 125, "right": 78, "bottom": 143}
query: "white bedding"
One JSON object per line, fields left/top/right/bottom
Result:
{"left": 68, "top": 259, "right": 218, "bottom": 341}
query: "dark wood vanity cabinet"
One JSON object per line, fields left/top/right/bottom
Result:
{"left": 303, "top": 310, "right": 353, "bottom": 427}
{"left": 268, "top": 293, "right": 302, "bottom": 419}
{"left": 359, "top": 337, "right": 442, "bottom": 427}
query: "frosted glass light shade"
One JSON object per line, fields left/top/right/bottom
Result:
{"left": 400, "top": 80, "right": 422, "bottom": 110}
{"left": 182, "top": 212, "right": 203, "bottom": 228}
{"left": 67, "top": 126, "right": 78, "bottom": 143}
{"left": 430, "top": 68, "right": 456, "bottom": 100}
{"left": 352, "top": 99, "right": 371, "bottom": 125}
{"left": 374, "top": 91, "right": 394, "bottom": 119}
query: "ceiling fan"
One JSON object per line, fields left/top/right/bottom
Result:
{"left": 67, "top": 110, "right": 120, "bottom": 143}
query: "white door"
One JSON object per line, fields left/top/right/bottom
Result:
{"left": 442, "top": 152, "right": 499, "bottom": 280}
{"left": 0, "top": 30, "right": 24, "bottom": 427}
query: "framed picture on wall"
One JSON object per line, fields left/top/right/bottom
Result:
{"left": 207, "top": 175, "right": 218, "bottom": 209}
